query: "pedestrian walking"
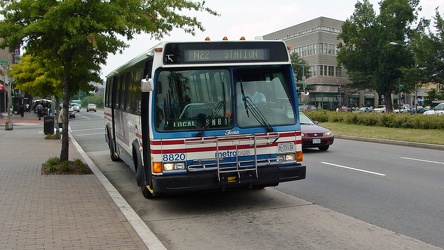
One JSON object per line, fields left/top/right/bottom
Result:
{"left": 19, "top": 104, "right": 24, "bottom": 118}
{"left": 36, "top": 103, "right": 43, "bottom": 120}
{"left": 58, "top": 107, "right": 64, "bottom": 132}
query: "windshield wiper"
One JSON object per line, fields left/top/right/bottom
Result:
{"left": 196, "top": 100, "right": 226, "bottom": 137}
{"left": 244, "top": 97, "right": 274, "bottom": 132}
{"left": 240, "top": 80, "right": 249, "bottom": 117}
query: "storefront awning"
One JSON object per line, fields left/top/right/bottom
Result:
{"left": 0, "top": 83, "right": 4, "bottom": 91}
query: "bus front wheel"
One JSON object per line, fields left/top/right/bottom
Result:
{"left": 108, "top": 137, "right": 120, "bottom": 162}
{"left": 141, "top": 185, "right": 154, "bottom": 199}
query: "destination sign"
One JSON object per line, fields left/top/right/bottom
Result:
{"left": 163, "top": 41, "right": 289, "bottom": 64}
{"left": 184, "top": 49, "right": 269, "bottom": 62}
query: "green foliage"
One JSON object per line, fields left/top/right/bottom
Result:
{"left": 290, "top": 52, "right": 310, "bottom": 81}
{"left": 410, "top": 10, "right": 444, "bottom": 86}
{"left": 74, "top": 159, "right": 90, "bottom": 174}
{"left": 0, "top": 0, "right": 217, "bottom": 162}
{"left": 43, "top": 157, "right": 91, "bottom": 174}
{"left": 304, "top": 110, "right": 444, "bottom": 130}
{"left": 9, "top": 55, "right": 62, "bottom": 98}
{"left": 337, "top": 0, "right": 420, "bottom": 112}
{"left": 81, "top": 95, "right": 104, "bottom": 108}
{"left": 45, "top": 133, "right": 61, "bottom": 140}
{"left": 46, "top": 157, "right": 60, "bottom": 167}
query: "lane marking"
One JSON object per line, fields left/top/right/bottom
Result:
{"left": 321, "top": 162, "right": 386, "bottom": 176}
{"left": 71, "top": 128, "right": 103, "bottom": 132}
{"left": 401, "top": 157, "right": 444, "bottom": 165}
{"left": 74, "top": 132, "right": 103, "bottom": 137}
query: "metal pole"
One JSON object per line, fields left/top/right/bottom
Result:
{"left": 414, "top": 84, "right": 417, "bottom": 112}
{"left": 398, "top": 79, "right": 401, "bottom": 108}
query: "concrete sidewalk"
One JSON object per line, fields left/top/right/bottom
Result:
{"left": 0, "top": 113, "right": 154, "bottom": 249}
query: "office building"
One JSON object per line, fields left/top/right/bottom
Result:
{"left": 264, "top": 16, "right": 378, "bottom": 110}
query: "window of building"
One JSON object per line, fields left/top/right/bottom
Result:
{"left": 328, "top": 66, "right": 335, "bottom": 76}
{"left": 336, "top": 67, "right": 342, "bottom": 77}
{"left": 311, "top": 66, "right": 317, "bottom": 76}
{"left": 328, "top": 44, "right": 335, "bottom": 55}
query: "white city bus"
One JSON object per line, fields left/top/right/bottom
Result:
{"left": 104, "top": 38, "right": 306, "bottom": 198}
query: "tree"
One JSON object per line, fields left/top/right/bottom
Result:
{"left": 8, "top": 55, "right": 61, "bottom": 99}
{"left": 337, "top": 0, "right": 419, "bottom": 112}
{"left": 0, "top": 0, "right": 217, "bottom": 161}
{"left": 290, "top": 52, "right": 312, "bottom": 95}
{"left": 409, "top": 10, "right": 444, "bottom": 87}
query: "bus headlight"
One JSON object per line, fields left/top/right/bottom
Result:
{"left": 277, "top": 153, "right": 296, "bottom": 162}
{"left": 163, "top": 162, "right": 186, "bottom": 171}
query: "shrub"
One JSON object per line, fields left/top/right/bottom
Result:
{"left": 302, "top": 110, "right": 444, "bottom": 130}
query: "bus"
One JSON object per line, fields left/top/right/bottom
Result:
{"left": 104, "top": 38, "right": 306, "bottom": 198}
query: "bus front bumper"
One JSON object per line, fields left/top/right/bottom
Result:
{"left": 151, "top": 164, "right": 306, "bottom": 195}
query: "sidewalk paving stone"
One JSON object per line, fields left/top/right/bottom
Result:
{"left": 0, "top": 115, "right": 148, "bottom": 249}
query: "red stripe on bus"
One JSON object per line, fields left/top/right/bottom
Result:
{"left": 150, "top": 131, "right": 300, "bottom": 145}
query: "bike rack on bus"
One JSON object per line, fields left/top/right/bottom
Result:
{"left": 185, "top": 133, "right": 281, "bottom": 182}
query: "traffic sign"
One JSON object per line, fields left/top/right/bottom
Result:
{"left": 0, "top": 60, "right": 9, "bottom": 65}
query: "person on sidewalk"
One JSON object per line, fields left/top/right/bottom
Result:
{"left": 36, "top": 103, "right": 43, "bottom": 120}
{"left": 19, "top": 105, "right": 24, "bottom": 118}
{"left": 58, "top": 107, "right": 63, "bottom": 132}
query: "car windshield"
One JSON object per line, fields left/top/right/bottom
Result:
{"left": 299, "top": 112, "right": 314, "bottom": 125}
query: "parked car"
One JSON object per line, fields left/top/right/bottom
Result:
{"left": 299, "top": 104, "right": 317, "bottom": 112}
{"left": 87, "top": 103, "right": 97, "bottom": 112}
{"left": 423, "top": 103, "right": 444, "bottom": 115}
{"left": 70, "top": 103, "right": 81, "bottom": 112}
{"left": 300, "top": 112, "right": 334, "bottom": 151}
{"left": 68, "top": 106, "right": 76, "bottom": 118}
{"left": 393, "top": 105, "right": 410, "bottom": 113}
{"left": 352, "top": 106, "right": 372, "bottom": 113}
{"left": 373, "top": 105, "right": 386, "bottom": 113}
{"left": 408, "top": 106, "right": 425, "bottom": 114}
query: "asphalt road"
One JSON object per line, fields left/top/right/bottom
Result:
{"left": 69, "top": 110, "right": 443, "bottom": 249}
{"left": 276, "top": 139, "right": 444, "bottom": 248}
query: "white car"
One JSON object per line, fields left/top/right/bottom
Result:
{"left": 373, "top": 105, "right": 386, "bottom": 113}
{"left": 423, "top": 103, "right": 444, "bottom": 115}
{"left": 393, "top": 105, "right": 410, "bottom": 113}
{"left": 87, "top": 104, "right": 97, "bottom": 112}
{"left": 70, "top": 103, "right": 81, "bottom": 112}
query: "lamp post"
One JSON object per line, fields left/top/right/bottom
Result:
{"left": 398, "top": 78, "right": 403, "bottom": 108}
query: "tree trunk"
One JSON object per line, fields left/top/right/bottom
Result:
{"left": 59, "top": 72, "right": 70, "bottom": 162}
{"left": 383, "top": 89, "right": 393, "bottom": 113}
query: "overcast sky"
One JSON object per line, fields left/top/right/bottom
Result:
{"left": 101, "top": 0, "right": 443, "bottom": 79}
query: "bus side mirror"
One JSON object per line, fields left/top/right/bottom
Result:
{"left": 141, "top": 78, "right": 153, "bottom": 92}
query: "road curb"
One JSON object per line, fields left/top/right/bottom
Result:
{"left": 69, "top": 132, "right": 168, "bottom": 250}
{"left": 336, "top": 135, "right": 444, "bottom": 151}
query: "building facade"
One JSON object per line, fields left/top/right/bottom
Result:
{"left": 0, "top": 45, "right": 23, "bottom": 114}
{"left": 264, "top": 16, "right": 378, "bottom": 110}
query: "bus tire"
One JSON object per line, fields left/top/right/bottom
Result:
{"left": 134, "top": 147, "right": 143, "bottom": 186}
{"left": 141, "top": 185, "right": 154, "bottom": 199}
{"left": 108, "top": 136, "right": 120, "bottom": 161}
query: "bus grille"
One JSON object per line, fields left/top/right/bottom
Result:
{"left": 184, "top": 133, "right": 281, "bottom": 181}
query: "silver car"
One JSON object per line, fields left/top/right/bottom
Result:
{"left": 423, "top": 103, "right": 444, "bottom": 115}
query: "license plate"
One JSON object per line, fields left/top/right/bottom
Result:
{"left": 312, "top": 138, "right": 321, "bottom": 144}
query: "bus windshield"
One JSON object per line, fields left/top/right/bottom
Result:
{"left": 154, "top": 66, "right": 296, "bottom": 132}
{"left": 236, "top": 68, "right": 296, "bottom": 128}
{"left": 155, "top": 69, "right": 232, "bottom": 132}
